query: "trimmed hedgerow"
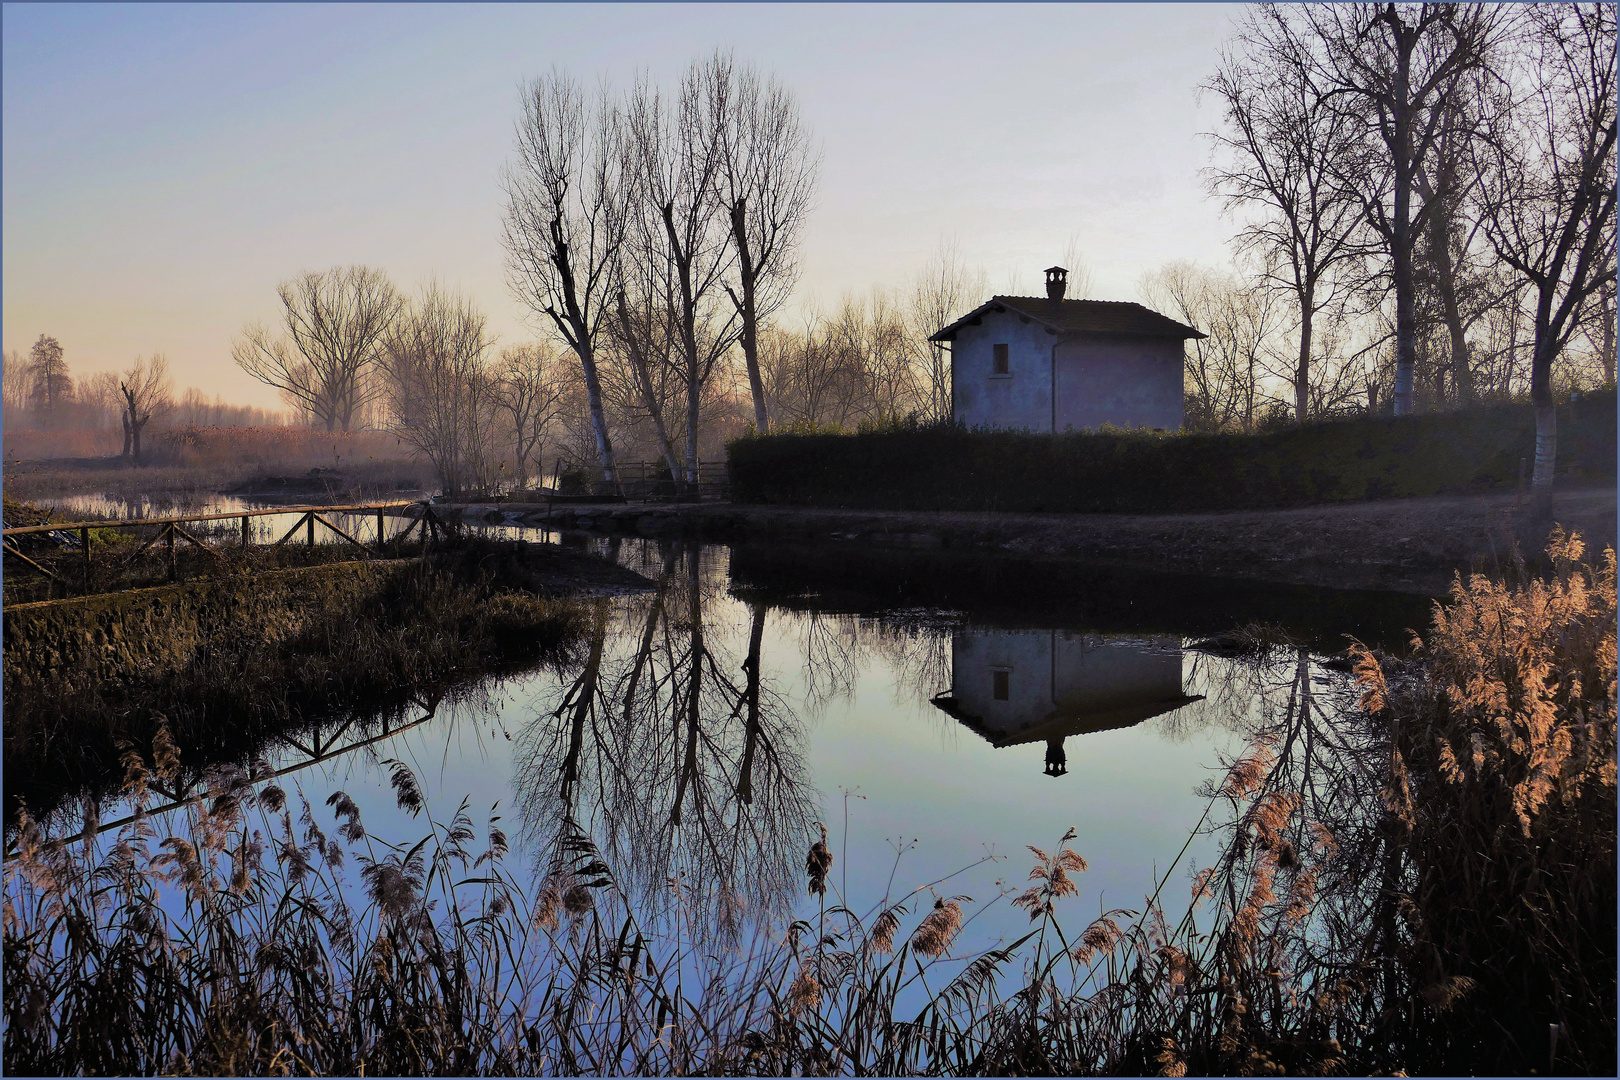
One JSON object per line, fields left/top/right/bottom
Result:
{"left": 728, "top": 392, "right": 1616, "bottom": 513}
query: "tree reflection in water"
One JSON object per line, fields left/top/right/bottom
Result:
{"left": 514, "top": 542, "right": 815, "bottom": 947}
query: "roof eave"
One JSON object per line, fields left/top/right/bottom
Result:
{"left": 929, "top": 298, "right": 1065, "bottom": 342}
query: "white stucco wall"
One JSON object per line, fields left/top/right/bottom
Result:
{"left": 950, "top": 309, "right": 1059, "bottom": 430}
{"left": 1053, "top": 337, "right": 1184, "bottom": 432}
{"left": 951, "top": 313, "right": 1185, "bottom": 432}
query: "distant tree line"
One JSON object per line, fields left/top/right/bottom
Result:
{"left": 2, "top": 336, "right": 284, "bottom": 464}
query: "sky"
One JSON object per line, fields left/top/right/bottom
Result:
{"left": 3, "top": 3, "right": 1247, "bottom": 408}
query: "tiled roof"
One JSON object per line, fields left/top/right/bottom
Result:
{"left": 929, "top": 296, "right": 1206, "bottom": 342}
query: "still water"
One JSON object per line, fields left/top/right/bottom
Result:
{"left": 42, "top": 532, "right": 1432, "bottom": 957}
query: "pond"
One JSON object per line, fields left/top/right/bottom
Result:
{"left": 21, "top": 532, "right": 1434, "bottom": 961}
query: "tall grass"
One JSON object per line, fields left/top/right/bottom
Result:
{"left": 4, "top": 534, "right": 1613, "bottom": 1075}
{"left": 5, "top": 541, "right": 586, "bottom": 834}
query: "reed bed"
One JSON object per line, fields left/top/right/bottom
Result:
{"left": 5, "top": 541, "right": 587, "bottom": 834}
{"left": 3, "top": 534, "right": 1613, "bottom": 1076}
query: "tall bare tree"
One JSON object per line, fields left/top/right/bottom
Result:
{"left": 1140, "top": 261, "right": 1288, "bottom": 432}
{"left": 118, "top": 354, "right": 173, "bottom": 464}
{"left": 608, "top": 271, "right": 685, "bottom": 477}
{"left": 491, "top": 342, "right": 569, "bottom": 491}
{"left": 626, "top": 63, "right": 739, "bottom": 486}
{"left": 1206, "top": 8, "right": 1367, "bottom": 421}
{"left": 908, "top": 238, "right": 988, "bottom": 423}
{"left": 504, "top": 71, "right": 630, "bottom": 487}
{"left": 1296, "top": 3, "right": 1502, "bottom": 415}
{"left": 26, "top": 335, "right": 72, "bottom": 430}
{"left": 380, "top": 286, "right": 496, "bottom": 497}
{"left": 1472, "top": 3, "right": 1617, "bottom": 521}
{"left": 233, "top": 266, "right": 399, "bottom": 432}
{"left": 707, "top": 52, "right": 819, "bottom": 434}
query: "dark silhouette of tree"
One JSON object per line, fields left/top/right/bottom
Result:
{"left": 1294, "top": 3, "right": 1503, "bottom": 415}
{"left": 504, "top": 71, "right": 630, "bottom": 487}
{"left": 1205, "top": 8, "right": 1368, "bottom": 421}
{"left": 118, "top": 354, "right": 173, "bottom": 464}
{"left": 707, "top": 52, "right": 819, "bottom": 434}
{"left": 625, "top": 63, "right": 739, "bottom": 488}
{"left": 1471, "top": 3, "right": 1616, "bottom": 523}
{"left": 26, "top": 335, "right": 72, "bottom": 430}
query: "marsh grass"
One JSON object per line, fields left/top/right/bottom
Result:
{"left": 3, "top": 534, "right": 1612, "bottom": 1076}
{"left": 4, "top": 540, "right": 586, "bottom": 834}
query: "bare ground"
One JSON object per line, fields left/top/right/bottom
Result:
{"left": 516, "top": 483, "right": 1618, "bottom": 596}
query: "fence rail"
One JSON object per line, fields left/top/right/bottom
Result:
{"left": 2, "top": 501, "right": 441, "bottom": 599}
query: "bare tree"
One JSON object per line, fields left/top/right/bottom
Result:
{"left": 908, "top": 238, "right": 988, "bottom": 423}
{"left": 1058, "top": 234, "right": 1096, "bottom": 300}
{"left": 380, "top": 285, "right": 496, "bottom": 497}
{"left": 707, "top": 52, "right": 819, "bottom": 434}
{"left": 1206, "top": 8, "right": 1368, "bottom": 421}
{"left": 4, "top": 350, "right": 31, "bottom": 425}
{"left": 232, "top": 266, "right": 399, "bottom": 432}
{"left": 626, "top": 63, "right": 739, "bottom": 486}
{"left": 118, "top": 354, "right": 173, "bottom": 464}
{"left": 26, "top": 335, "right": 73, "bottom": 430}
{"left": 1471, "top": 3, "right": 1617, "bottom": 520}
{"left": 608, "top": 269, "right": 685, "bottom": 477}
{"left": 79, "top": 371, "right": 122, "bottom": 432}
{"left": 504, "top": 71, "right": 630, "bottom": 487}
{"left": 1140, "top": 261, "right": 1288, "bottom": 431}
{"left": 491, "top": 343, "right": 569, "bottom": 491}
{"left": 1296, "top": 3, "right": 1502, "bottom": 415}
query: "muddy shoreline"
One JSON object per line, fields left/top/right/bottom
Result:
{"left": 448, "top": 484, "right": 1618, "bottom": 597}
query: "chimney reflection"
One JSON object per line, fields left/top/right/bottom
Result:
{"left": 931, "top": 630, "right": 1202, "bottom": 775}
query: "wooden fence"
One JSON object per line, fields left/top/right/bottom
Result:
{"left": 1, "top": 501, "right": 438, "bottom": 598}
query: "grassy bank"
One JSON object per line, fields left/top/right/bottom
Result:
{"left": 4, "top": 533, "right": 1611, "bottom": 1075}
{"left": 3, "top": 543, "right": 591, "bottom": 832}
{"left": 728, "top": 392, "right": 1616, "bottom": 513}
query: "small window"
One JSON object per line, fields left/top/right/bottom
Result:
{"left": 992, "top": 343, "right": 1010, "bottom": 375}
{"left": 992, "top": 669, "right": 1010, "bottom": 701}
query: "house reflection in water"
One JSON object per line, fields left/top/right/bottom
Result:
{"left": 930, "top": 630, "right": 1203, "bottom": 776}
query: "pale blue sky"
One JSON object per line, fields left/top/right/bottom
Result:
{"left": 4, "top": 3, "right": 1245, "bottom": 405}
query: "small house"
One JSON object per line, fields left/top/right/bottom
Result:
{"left": 930, "top": 267, "right": 1206, "bottom": 432}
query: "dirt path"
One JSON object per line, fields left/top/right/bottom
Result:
{"left": 521, "top": 484, "right": 1617, "bottom": 596}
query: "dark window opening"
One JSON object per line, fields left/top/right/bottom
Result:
{"left": 993, "top": 669, "right": 1010, "bottom": 700}
{"left": 992, "top": 343, "right": 1009, "bottom": 375}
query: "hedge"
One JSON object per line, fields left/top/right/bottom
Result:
{"left": 727, "top": 391, "right": 1616, "bottom": 514}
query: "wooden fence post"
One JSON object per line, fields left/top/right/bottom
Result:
{"left": 166, "top": 525, "right": 177, "bottom": 582}
{"left": 81, "top": 527, "right": 91, "bottom": 594}
{"left": 242, "top": 515, "right": 250, "bottom": 552}
{"left": 306, "top": 512, "right": 315, "bottom": 548}
{"left": 377, "top": 508, "right": 386, "bottom": 553}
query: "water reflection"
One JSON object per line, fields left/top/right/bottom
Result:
{"left": 514, "top": 542, "right": 815, "bottom": 945}
{"left": 931, "top": 631, "right": 1203, "bottom": 776}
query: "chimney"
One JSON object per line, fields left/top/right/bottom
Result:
{"left": 1045, "top": 265, "right": 1068, "bottom": 301}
